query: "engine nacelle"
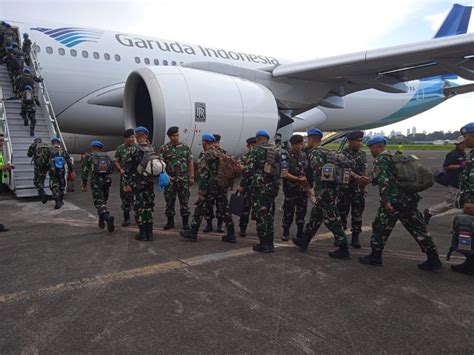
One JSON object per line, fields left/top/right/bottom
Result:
{"left": 123, "top": 66, "right": 279, "bottom": 156}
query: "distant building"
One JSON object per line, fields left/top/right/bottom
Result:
{"left": 412, "top": 127, "right": 417, "bottom": 136}
{"left": 406, "top": 128, "right": 410, "bottom": 136}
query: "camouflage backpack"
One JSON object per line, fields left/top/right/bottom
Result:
{"left": 215, "top": 151, "right": 242, "bottom": 189}
{"left": 391, "top": 154, "right": 433, "bottom": 193}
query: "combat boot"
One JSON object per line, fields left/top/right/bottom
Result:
{"left": 359, "top": 250, "right": 383, "bottom": 266}
{"left": 135, "top": 224, "right": 147, "bottom": 241}
{"left": 98, "top": 213, "right": 106, "bottom": 229}
{"left": 329, "top": 245, "right": 350, "bottom": 259}
{"left": 418, "top": 250, "right": 443, "bottom": 271}
{"left": 252, "top": 242, "right": 273, "bottom": 253}
{"left": 0, "top": 224, "right": 9, "bottom": 232}
{"left": 292, "top": 231, "right": 312, "bottom": 252}
{"left": 222, "top": 224, "right": 237, "bottom": 243}
{"left": 351, "top": 231, "right": 361, "bottom": 249}
{"left": 181, "top": 225, "right": 198, "bottom": 241}
{"left": 54, "top": 198, "right": 63, "bottom": 210}
{"left": 105, "top": 212, "right": 115, "bottom": 233}
{"left": 23, "top": 117, "right": 28, "bottom": 126}
{"left": 239, "top": 225, "right": 247, "bottom": 237}
{"left": 281, "top": 226, "right": 290, "bottom": 241}
{"left": 38, "top": 188, "right": 46, "bottom": 204}
{"left": 451, "top": 255, "right": 474, "bottom": 276}
{"left": 29, "top": 127, "right": 34, "bottom": 136}
{"left": 163, "top": 216, "right": 174, "bottom": 230}
{"left": 296, "top": 223, "right": 304, "bottom": 239}
{"left": 203, "top": 219, "right": 213, "bottom": 233}
{"left": 216, "top": 219, "right": 224, "bottom": 233}
{"left": 122, "top": 211, "right": 130, "bottom": 227}
{"left": 146, "top": 223, "right": 154, "bottom": 241}
{"left": 182, "top": 216, "right": 190, "bottom": 231}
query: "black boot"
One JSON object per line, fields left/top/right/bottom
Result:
{"left": 418, "top": 250, "right": 442, "bottom": 271}
{"left": 203, "top": 219, "right": 213, "bottom": 233}
{"left": 23, "top": 117, "right": 28, "bottom": 126}
{"left": 38, "top": 188, "right": 46, "bottom": 203}
{"left": 54, "top": 198, "right": 63, "bottom": 210}
{"left": 98, "top": 213, "right": 106, "bottom": 229}
{"left": 296, "top": 223, "right": 304, "bottom": 239}
{"left": 182, "top": 216, "right": 190, "bottom": 231}
{"left": 351, "top": 231, "right": 361, "bottom": 249}
{"left": 30, "top": 127, "right": 34, "bottom": 136}
{"left": 281, "top": 226, "right": 290, "bottom": 241}
{"left": 252, "top": 241, "right": 273, "bottom": 253}
{"left": 239, "top": 225, "right": 247, "bottom": 237}
{"left": 292, "top": 231, "right": 312, "bottom": 252}
{"left": 135, "top": 224, "right": 147, "bottom": 241}
{"left": 222, "top": 224, "right": 236, "bottom": 243}
{"left": 105, "top": 212, "right": 115, "bottom": 233}
{"left": 329, "top": 244, "right": 350, "bottom": 259}
{"left": 163, "top": 216, "right": 174, "bottom": 230}
{"left": 181, "top": 225, "right": 198, "bottom": 241}
{"left": 122, "top": 211, "right": 130, "bottom": 227}
{"left": 216, "top": 219, "right": 224, "bottom": 233}
{"left": 359, "top": 250, "right": 383, "bottom": 266}
{"left": 451, "top": 255, "right": 474, "bottom": 276}
{"left": 146, "top": 223, "right": 154, "bottom": 241}
{"left": 0, "top": 224, "right": 9, "bottom": 232}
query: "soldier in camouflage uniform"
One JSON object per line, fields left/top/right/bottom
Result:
{"left": 19, "top": 85, "right": 38, "bottom": 136}
{"left": 247, "top": 130, "right": 282, "bottom": 253}
{"left": 22, "top": 33, "right": 32, "bottom": 66}
{"left": 336, "top": 131, "right": 368, "bottom": 248}
{"left": 81, "top": 140, "right": 115, "bottom": 232}
{"left": 359, "top": 135, "right": 442, "bottom": 270}
{"left": 180, "top": 133, "right": 236, "bottom": 243}
{"left": 292, "top": 128, "right": 350, "bottom": 259}
{"left": 237, "top": 137, "right": 257, "bottom": 237}
{"left": 47, "top": 136, "right": 74, "bottom": 210}
{"left": 114, "top": 129, "right": 136, "bottom": 226}
{"left": 282, "top": 134, "right": 309, "bottom": 241}
{"left": 123, "top": 126, "right": 158, "bottom": 242}
{"left": 452, "top": 123, "right": 474, "bottom": 275}
{"left": 158, "top": 126, "right": 194, "bottom": 231}
{"left": 27, "top": 137, "right": 49, "bottom": 203}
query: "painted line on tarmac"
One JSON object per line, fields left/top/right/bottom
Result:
{"left": 0, "top": 248, "right": 254, "bottom": 305}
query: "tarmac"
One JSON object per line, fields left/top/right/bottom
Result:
{"left": 1, "top": 150, "right": 473, "bottom": 354}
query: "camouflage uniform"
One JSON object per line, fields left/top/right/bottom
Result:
{"left": 81, "top": 153, "right": 112, "bottom": 215}
{"left": 115, "top": 143, "right": 134, "bottom": 213}
{"left": 337, "top": 147, "right": 367, "bottom": 233}
{"left": 158, "top": 142, "right": 193, "bottom": 218}
{"left": 27, "top": 142, "right": 48, "bottom": 192}
{"left": 238, "top": 150, "right": 254, "bottom": 232}
{"left": 369, "top": 151, "right": 437, "bottom": 252}
{"left": 47, "top": 146, "right": 74, "bottom": 200}
{"left": 20, "top": 93, "right": 37, "bottom": 134}
{"left": 204, "top": 147, "right": 228, "bottom": 225}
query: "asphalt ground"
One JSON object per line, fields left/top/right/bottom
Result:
{"left": 1, "top": 150, "right": 473, "bottom": 354}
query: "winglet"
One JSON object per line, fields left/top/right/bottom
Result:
{"left": 434, "top": 4, "right": 472, "bottom": 39}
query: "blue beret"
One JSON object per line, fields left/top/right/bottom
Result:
{"left": 51, "top": 136, "right": 61, "bottom": 142}
{"left": 460, "top": 123, "right": 474, "bottom": 135}
{"left": 90, "top": 140, "right": 104, "bottom": 149}
{"left": 134, "top": 126, "right": 149, "bottom": 135}
{"left": 307, "top": 128, "right": 323, "bottom": 137}
{"left": 367, "top": 135, "right": 387, "bottom": 146}
{"left": 256, "top": 129, "right": 270, "bottom": 138}
{"left": 202, "top": 132, "right": 215, "bottom": 142}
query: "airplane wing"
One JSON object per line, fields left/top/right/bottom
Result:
{"left": 444, "top": 83, "right": 474, "bottom": 98}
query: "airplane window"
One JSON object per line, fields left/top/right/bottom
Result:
{"left": 154, "top": 59, "right": 159, "bottom": 65}
{"left": 46, "top": 46, "right": 53, "bottom": 54}
{"left": 82, "top": 51, "right": 89, "bottom": 58}
{"left": 70, "top": 49, "right": 77, "bottom": 57}
{"left": 135, "top": 57, "right": 141, "bottom": 64}
{"left": 93, "top": 52, "right": 100, "bottom": 59}
{"left": 114, "top": 54, "right": 121, "bottom": 62}
{"left": 144, "top": 58, "right": 150, "bottom": 65}
{"left": 33, "top": 45, "right": 41, "bottom": 53}
{"left": 163, "top": 60, "right": 168, "bottom": 66}
{"left": 58, "top": 48, "right": 65, "bottom": 56}
{"left": 171, "top": 61, "right": 177, "bottom": 66}
{"left": 104, "top": 53, "right": 110, "bottom": 61}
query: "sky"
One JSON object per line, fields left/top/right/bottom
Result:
{"left": 1, "top": 0, "right": 473, "bottom": 134}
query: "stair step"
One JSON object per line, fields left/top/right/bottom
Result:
{"left": 15, "top": 187, "right": 52, "bottom": 198}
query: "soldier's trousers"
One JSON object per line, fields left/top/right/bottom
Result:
{"left": 33, "top": 166, "right": 47, "bottom": 190}
{"left": 337, "top": 185, "right": 365, "bottom": 233}
{"left": 252, "top": 189, "right": 277, "bottom": 243}
{"left": 49, "top": 170, "right": 66, "bottom": 199}
{"left": 20, "top": 107, "right": 36, "bottom": 130}
{"left": 239, "top": 189, "right": 253, "bottom": 229}
{"left": 282, "top": 191, "right": 308, "bottom": 228}
{"left": 370, "top": 205, "right": 437, "bottom": 253}
{"left": 164, "top": 180, "right": 190, "bottom": 217}
{"left": 133, "top": 182, "right": 155, "bottom": 226}
{"left": 204, "top": 192, "right": 227, "bottom": 221}
{"left": 305, "top": 199, "right": 348, "bottom": 247}
{"left": 91, "top": 176, "right": 111, "bottom": 215}
{"left": 119, "top": 178, "right": 133, "bottom": 212}
{"left": 191, "top": 189, "right": 233, "bottom": 230}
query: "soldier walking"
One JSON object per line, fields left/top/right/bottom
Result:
{"left": 47, "top": 136, "right": 74, "bottom": 209}
{"left": 26, "top": 137, "right": 49, "bottom": 203}
{"left": 237, "top": 137, "right": 256, "bottom": 237}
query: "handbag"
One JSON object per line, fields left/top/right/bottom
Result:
{"left": 229, "top": 192, "right": 245, "bottom": 217}
{"left": 433, "top": 170, "right": 449, "bottom": 187}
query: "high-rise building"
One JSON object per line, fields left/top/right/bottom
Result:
{"left": 412, "top": 126, "right": 417, "bottom": 136}
{"left": 407, "top": 128, "right": 410, "bottom": 136}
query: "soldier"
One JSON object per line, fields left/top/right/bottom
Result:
{"left": 336, "top": 131, "right": 368, "bottom": 248}
{"left": 292, "top": 128, "right": 350, "bottom": 259}
{"left": 22, "top": 33, "right": 32, "bottom": 66}
{"left": 281, "top": 134, "right": 309, "bottom": 241}
{"left": 158, "top": 126, "right": 194, "bottom": 231}
{"left": 359, "top": 135, "right": 442, "bottom": 270}
{"left": 80, "top": 141, "right": 115, "bottom": 232}
{"left": 114, "top": 129, "right": 136, "bottom": 226}
{"left": 27, "top": 137, "right": 49, "bottom": 203}
{"left": 304, "top": 128, "right": 322, "bottom": 188}
{"left": 0, "top": 156, "right": 13, "bottom": 232}
{"left": 123, "top": 126, "right": 159, "bottom": 242}
{"left": 247, "top": 130, "right": 282, "bottom": 253}
{"left": 47, "top": 136, "right": 74, "bottom": 209}
{"left": 237, "top": 137, "right": 257, "bottom": 237}
{"left": 452, "top": 123, "right": 474, "bottom": 275}
{"left": 180, "top": 133, "right": 236, "bottom": 243}
{"left": 19, "top": 85, "right": 38, "bottom": 136}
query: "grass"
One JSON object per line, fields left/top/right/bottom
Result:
{"left": 323, "top": 144, "right": 453, "bottom": 151}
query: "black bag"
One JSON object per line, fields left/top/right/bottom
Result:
{"left": 434, "top": 170, "right": 449, "bottom": 186}
{"left": 229, "top": 192, "right": 245, "bottom": 217}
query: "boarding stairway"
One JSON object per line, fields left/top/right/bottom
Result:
{"left": 0, "top": 31, "right": 67, "bottom": 198}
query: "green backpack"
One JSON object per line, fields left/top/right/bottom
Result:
{"left": 391, "top": 154, "right": 433, "bottom": 193}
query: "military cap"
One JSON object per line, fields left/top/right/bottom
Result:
{"left": 202, "top": 132, "right": 215, "bottom": 142}
{"left": 167, "top": 126, "right": 179, "bottom": 136}
{"left": 134, "top": 126, "right": 149, "bottom": 135}
{"left": 213, "top": 134, "right": 221, "bottom": 142}
{"left": 51, "top": 136, "right": 61, "bottom": 143}
{"left": 454, "top": 136, "right": 464, "bottom": 144}
{"left": 246, "top": 137, "right": 257, "bottom": 145}
{"left": 346, "top": 131, "right": 364, "bottom": 141}
{"left": 289, "top": 134, "right": 304, "bottom": 144}
{"left": 90, "top": 140, "right": 104, "bottom": 149}
{"left": 256, "top": 129, "right": 270, "bottom": 138}
{"left": 307, "top": 128, "right": 323, "bottom": 137}
{"left": 367, "top": 135, "right": 387, "bottom": 146}
{"left": 460, "top": 123, "right": 474, "bottom": 135}
{"left": 123, "top": 128, "right": 135, "bottom": 138}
